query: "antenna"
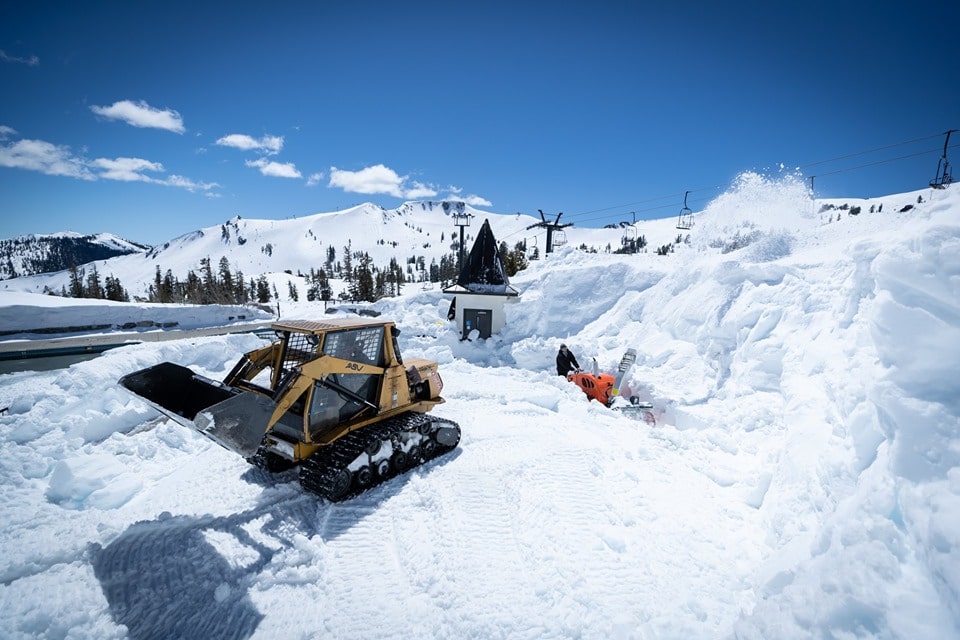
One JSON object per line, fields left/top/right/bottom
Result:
{"left": 527, "top": 209, "right": 573, "bottom": 254}
{"left": 676, "top": 191, "right": 693, "bottom": 230}
{"left": 930, "top": 129, "right": 957, "bottom": 189}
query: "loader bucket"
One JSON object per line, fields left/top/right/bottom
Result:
{"left": 193, "top": 392, "right": 278, "bottom": 458}
{"left": 119, "top": 362, "right": 274, "bottom": 458}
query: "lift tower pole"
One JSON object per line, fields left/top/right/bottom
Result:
{"left": 527, "top": 209, "right": 573, "bottom": 254}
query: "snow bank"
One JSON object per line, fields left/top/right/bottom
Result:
{"left": 0, "top": 291, "right": 273, "bottom": 335}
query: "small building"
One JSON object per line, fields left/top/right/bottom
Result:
{"left": 443, "top": 219, "right": 519, "bottom": 340}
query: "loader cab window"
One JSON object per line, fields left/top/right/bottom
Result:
{"left": 322, "top": 327, "right": 385, "bottom": 367}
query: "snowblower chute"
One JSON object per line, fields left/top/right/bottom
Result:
{"left": 119, "top": 318, "right": 461, "bottom": 501}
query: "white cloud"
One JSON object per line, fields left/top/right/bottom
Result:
{"left": 0, "top": 134, "right": 216, "bottom": 193}
{"left": 444, "top": 184, "right": 491, "bottom": 207}
{"left": 329, "top": 165, "right": 405, "bottom": 197}
{"left": 328, "top": 164, "right": 445, "bottom": 199}
{"left": 91, "top": 157, "right": 164, "bottom": 182}
{"left": 406, "top": 181, "right": 438, "bottom": 199}
{"left": 461, "top": 194, "right": 492, "bottom": 207}
{"left": 89, "top": 156, "right": 219, "bottom": 192}
{"left": 246, "top": 158, "right": 302, "bottom": 178}
{"left": 90, "top": 100, "right": 185, "bottom": 133}
{"left": 306, "top": 172, "right": 324, "bottom": 187}
{"left": 0, "top": 125, "right": 16, "bottom": 140}
{"left": 215, "top": 133, "right": 283, "bottom": 155}
{"left": 162, "top": 174, "right": 220, "bottom": 193}
{"left": 0, "top": 50, "right": 39, "bottom": 66}
{"left": 0, "top": 138, "right": 95, "bottom": 179}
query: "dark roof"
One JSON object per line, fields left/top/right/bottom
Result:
{"left": 448, "top": 219, "right": 517, "bottom": 295}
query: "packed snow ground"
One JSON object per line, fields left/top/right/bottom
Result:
{"left": 1, "top": 176, "right": 958, "bottom": 639}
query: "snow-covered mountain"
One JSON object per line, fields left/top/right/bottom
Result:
{"left": 0, "top": 232, "right": 149, "bottom": 280}
{"left": 2, "top": 200, "right": 587, "bottom": 300}
{"left": 0, "top": 183, "right": 938, "bottom": 305}
{"left": 1, "top": 174, "right": 957, "bottom": 639}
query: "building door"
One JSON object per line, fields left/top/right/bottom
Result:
{"left": 463, "top": 308, "right": 492, "bottom": 339}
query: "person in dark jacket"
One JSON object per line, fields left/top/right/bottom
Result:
{"left": 556, "top": 343, "right": 580, "bottom": 376}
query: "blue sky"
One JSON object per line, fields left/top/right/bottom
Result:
{"left": 1, "top": 1, "right": 957, "bottom": 246}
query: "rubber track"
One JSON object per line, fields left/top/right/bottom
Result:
{"left": 298, "top": 413, "right": 460, "bottom": 502}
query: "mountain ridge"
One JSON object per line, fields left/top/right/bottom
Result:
{"left": 0, "top": 232, "right": 149, "bottom": 281}
{"left": 0, "top": 181, "right": 936, "bottom": 302}
{"left": 0, "top": 199, "right": 626, "bottom": 301}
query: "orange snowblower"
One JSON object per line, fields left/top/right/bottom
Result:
{"left": 567, "top": 348, "right": 656, "bottom": 424}
{"left": 567, "top": 370, "right": 618, "bottom": 405}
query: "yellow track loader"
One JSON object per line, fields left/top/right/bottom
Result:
{"left": 119, "top": 317, "right": 460, "bottom": 501}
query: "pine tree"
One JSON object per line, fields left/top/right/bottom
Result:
{"left": 318, "top": 268, "right": 332, "bottom": 303}
{"left": 68, "top": 265, "right": 84, "bottom": 298}
{"left": 153, "top": 265, "right": 163, "bottom": 302}
{"left": 184, "top": 269, "right": 204, "bottom": 304}
{"left": 234, "top": 269, "right": 246, "bottom": 303}
{"left": 375, "top": 270, "right": 386, "bottom": 298}
{"left": 386, "top": 257, "right": 404, "bottom": 296}
{"left": 104, "top": 274, "right": 128, "bottom": 301}
{"left": 85, "top": 264, "right": 103, "bottom": 299}
{"left": 218, "top": 256, "right": 234, "bottom": 302}
{"left": 502, "top": 241, "right": 528, "bottom": 276}
{"left": 342, "top": 241, "right": 353, "bottom": 283}
{"left": 306, "top": 268, "right": 319, "bottom": 301}
{"left": 200, "top": 257, "right": 216, "bottom": 304}
{"left": 352, "top": 252, "right": 375, "bottom": 301}
{"left": 256, "top": 275, "right": 271, "bottom": 303}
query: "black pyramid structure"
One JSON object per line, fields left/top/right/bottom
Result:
{"left": 454, "top": 219, "right": 516, "bottom": 294}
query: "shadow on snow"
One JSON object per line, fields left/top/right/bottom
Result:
{"left": 89, "top": 451, "right": 460, "bottom": 639}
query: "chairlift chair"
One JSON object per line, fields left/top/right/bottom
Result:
{"left": 676, "top": 191, "right": 694, "bottom": 230}
{"left": 552, "top": 229, "right": 568, "bottom": 247}
{"left": 621, "top": 224, "right": 638, "bottom": 252}
{"left": 930, "top": 129, "right": 957, "bottom": 189}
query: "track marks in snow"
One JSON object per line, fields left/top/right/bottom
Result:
{"left": 91, "top": 513, "right": 267, "bottom": 640}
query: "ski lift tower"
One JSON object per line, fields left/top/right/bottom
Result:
{"left": 527, "top": 209, "right": 573, "bottom": 254}
{"left": 453, "top": 210, "right": 473, "bottom": 272}
{"left": 930, "top": 129, "right": 957, "bottom": 189}
{"left": 676, "top": 191, "right": 694, "bottom": 230}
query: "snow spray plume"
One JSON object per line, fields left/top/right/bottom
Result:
{"left": 693, "top": 171, "right": 814, "bottom": 255}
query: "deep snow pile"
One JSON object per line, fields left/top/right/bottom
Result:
{"left": 0, "top": 177, "right": 958, "bottom": 639}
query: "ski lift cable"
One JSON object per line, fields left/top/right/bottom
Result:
{"left": 809, "top": 143, "right": 959, "bottom": 179}
{"left": 569, "top": 194, "right": 716, "bottom": 227}
{"left": 565, "top": 184, "right": 725, "bottom": 220}
{"left": 798, "top": 131, "right": 947, "bottom": 170}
